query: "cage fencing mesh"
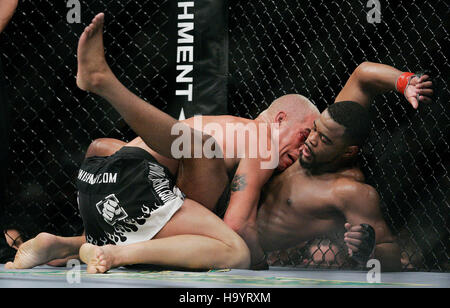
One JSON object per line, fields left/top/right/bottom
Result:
{"left": 0, "top": 0, "right": 448, "bottom": 271}
{"left": 228, "top": 0, "right": 449, "bottom": 271}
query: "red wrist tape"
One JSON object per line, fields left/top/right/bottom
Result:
{"left": 396, "top": 72, "right": 415, "bottom": 95}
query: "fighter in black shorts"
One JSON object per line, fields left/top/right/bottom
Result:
{"left": 77, "top": 146, "right": 187, "bottom": 247}
{"left": 6, "top": 13, "right": 250, "bottom": 272}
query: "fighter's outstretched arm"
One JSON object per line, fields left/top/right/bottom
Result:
{"left": 335, "top": 61, "right": 433, "bottom": 109}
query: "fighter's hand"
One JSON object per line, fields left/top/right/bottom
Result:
{"left": 404, "top": 74, "right": 433, "bottom": 109}
{"left": 344, "top": 223, "right": 376, "bottom": 264}
{"left": 102, "top": 199, "right": 121, "bottom": 222}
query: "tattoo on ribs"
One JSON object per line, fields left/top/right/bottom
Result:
{"left": 231, "top": 174, "right": 247, "bottom": 192}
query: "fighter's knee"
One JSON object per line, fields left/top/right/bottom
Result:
{"left": 85, "top": 138, "right": 124, "bottom": 158}
{"left": 85, "top": 138, "right": 106, "bottom": 158}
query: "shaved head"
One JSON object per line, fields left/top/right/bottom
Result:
{"left": 262, "top": 94, "right": 320, "bottom": 125}
{"left": 255, "top": 94, "right": 319, "bottom": 171}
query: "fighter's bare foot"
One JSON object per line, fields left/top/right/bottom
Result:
{"left": 79, "top": 243, "right": 115, "bottom": 274}
{"left": 76, "top": 13, "right": 113, "bottom": 93}
{"left": 5, "top": 233, "right": 59, "bottom": 269}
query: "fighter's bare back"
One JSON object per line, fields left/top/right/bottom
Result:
{"left": 128, "top": 114, "right": 269, "bottom": 175}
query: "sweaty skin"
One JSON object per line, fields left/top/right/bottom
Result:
{"left": 256, "top": 155, "right": 404, "bottom": 272}
{"left": 255, "top": 62, "right": 433, "bottom": 271}
{"left": 126, "top": 111, "right": 310, "bottom": 177}
{"left": 257, "top": 163, "right": 363, "bottom": 251}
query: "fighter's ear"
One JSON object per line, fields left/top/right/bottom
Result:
{"left": 343, "top": 145, "right": 359, "bottom": 158}
{"left": 275, "top": 111, "right": 287, "bottom": 123}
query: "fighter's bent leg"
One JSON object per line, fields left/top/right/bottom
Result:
{"left": 76, "top": 14, "right": 227, "bottom": 210}
{"left": 77, "top": 13, "right": 184, "bottom": 159}
{"left": 79, "top": 199, "right": 250, "bottom": 273}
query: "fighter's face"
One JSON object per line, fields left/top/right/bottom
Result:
{"left": 299, "top": 110, "right": 348, "bottom": 170}
{"left": 277, "top": 117, "right": 316, "bottom": 171}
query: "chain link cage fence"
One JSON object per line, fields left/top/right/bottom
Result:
{"left": 228, "top": 0, "right": 449, "bottom": 271}
{"left": 0, "top": 0, "right": 448, "bottom": 271}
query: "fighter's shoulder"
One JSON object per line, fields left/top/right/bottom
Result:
{"left": 337, "top": 167, "right": 365, "bottom": 182}
{"left": 331, "top": 177, "right": 379, "bottom": 209}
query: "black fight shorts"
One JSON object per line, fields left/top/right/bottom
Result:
{"left": 76, "top": 146, "right": 185, "bottom": 246}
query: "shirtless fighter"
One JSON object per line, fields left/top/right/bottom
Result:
{"left": 253, "top": 63, "right": 433, "bottom": 271}
{"left": 4, "top": 13, "right": 318, "bottom": 272}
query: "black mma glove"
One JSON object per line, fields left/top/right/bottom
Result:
{"left": 344, "top": 223, "right": 376, "bottom": 265}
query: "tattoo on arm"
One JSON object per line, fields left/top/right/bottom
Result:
{"left": 231, "top": 174, "right": 247, "bottom": 192}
